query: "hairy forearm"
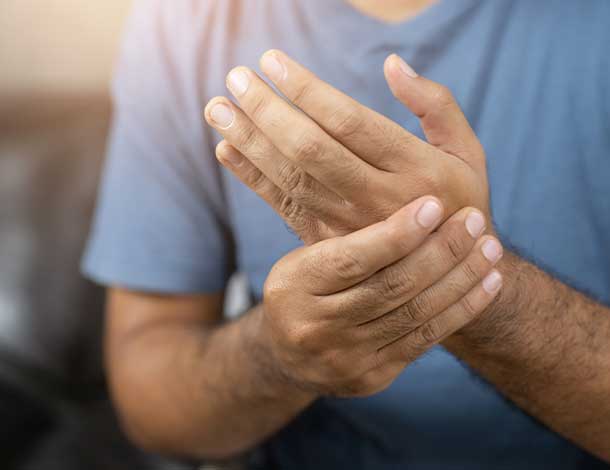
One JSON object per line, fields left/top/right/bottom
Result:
{"left": 110, "top": 304, "right": 313, "bottom": 460}
{"left": 445, "top": 251, "right": 610, "bottom": 461}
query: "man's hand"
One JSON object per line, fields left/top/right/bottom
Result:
{"left": 254, "top": 196, "right": 503, "bottom": 397}
{"left": 205, "top": 52, "right": 610, "bottom": 462}
{"left": 205, "top": 50, "right": 489, "bottom": 244}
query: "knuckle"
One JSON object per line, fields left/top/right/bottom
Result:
{"left": 381, "top": 264, "right": 417, "bottom": 301}
{"left": 290, "top": 79, "right": 315, "bottom": 107}
{"left": 460, "top": 259, "right": 483, "bottom": 285}
{"left": 293, "top": 136, "right": 323, "bottom": 164}
{"left": 331, "top": 248, "right": 367, "bottom": 283}
{"left": 431, "top": 84, "right": 455, "bottom": 111}
{"left": 382, "top": 271, "right": 406, "bottom": 300}
{"left": 339, "top": 155, "right": 369, "bottom": 191}
{"left": 243, "top": 167, "right": 267, "bottom": 190}
{"left": 277, "top": 162, "right": 309, "bottom": 194}
{"left": 239, "top": 124, "right": 259, "bottom": 152}
{"left": 417, "top": 320, "right": 442, "bottom": 345}
{"left": 277, "top": 194, "right": 301, "bottom": 221}
{"left": 248, "top": 94, "right": 269, "bottom": 122}
{"left": 460, "top": 295, "right": 480, "bottom": 319}
{"left": 384, "top": 224, "right": 407, "bottom": 251}
{"left": 375, "top": 312, "right": 408, "bottom": 343}
{"left": 440, "top": 230, "right": 469, "bottom": 265}
{"left": 446, "top": 234, "right": 467, "bottom": 264}
{"left": 405, "top": 291, "right": 433, "bottom": 325}
{"left": 328, "top": 105, "right": 365, "bottom": 140}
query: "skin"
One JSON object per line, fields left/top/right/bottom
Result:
{"left": 106, "top": 0, "right": 610, "bottom": 464}
{"left": 108, "top": 196, "right": 502, "bottom": 459}
{"left": 204, "top": 49, "right": 610, "bottom": 462}
{"left": 348, "top": 0, "right": 438, "bottom": 23}
{"left": 206, "top": 52, "right": 490, "bottom": 244}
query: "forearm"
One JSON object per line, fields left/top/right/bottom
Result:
{"left": 445, "top": 251, "right": 610, "bottom": 461}
{"left": 109, "top": 304, "right": 313, "bottom": 460}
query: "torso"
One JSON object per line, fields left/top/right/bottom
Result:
{"left": 188, "top": 0, "right": 610, "bottom": 467}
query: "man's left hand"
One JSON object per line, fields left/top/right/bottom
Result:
{"left": 205, "top": 50, "right": 491, "bottom": 244}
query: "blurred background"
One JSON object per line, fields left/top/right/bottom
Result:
{"left": 0, "top": 1, "right": 196, "bottom": 468}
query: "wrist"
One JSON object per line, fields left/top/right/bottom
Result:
{"left": 241, "top": 305, "right": 317, "bottom": 407}
{"left": 445, "top": 250, "right": 526, "bottom": 353}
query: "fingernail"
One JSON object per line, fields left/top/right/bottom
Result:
{"left": 218, "top": 145, "right": 243, "bottom": 167}
{"left": 482, "top": 239, "right": 503, "bottom": 263}
{"left": 227, "top": 68, "right": 250, "bottom": 96}
{"left": 393, "top": 54, "right": 418, "bottom": 78}
{"left": 416, "top": 200, "right": 443, "bottom": 228}
{"left": 482, "top": 270, "right": 502, "bottom": 294}
{"left": 465, "top": 211, "right": 486, "bottom": 238}
{"left": 261, "top": 51, "right": 287, "bottom": 82}
{"left": 209, "top": 103, "right": 234, "bottom": 129}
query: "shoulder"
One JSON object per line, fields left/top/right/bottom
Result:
{"left": 115, "top": 0, "right": 241, "bottom": 89}
{"left": 113, "top": 0, "right": 274, "bottom": 123}
{"left": 111, "top": 0, "right": 249, "bottom": 156}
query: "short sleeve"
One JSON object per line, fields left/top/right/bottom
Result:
{"left": 82, "top": 0, "right": 234, "bottom": 294}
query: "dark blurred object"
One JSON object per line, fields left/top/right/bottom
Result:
{"left": 0, "top": 93, "right": 108, "bottom": 392}
{"left": 0, "top": 93, "right": 187, "bottom": 469}
{"left": 0, "top": 372, "right": 55, "bottom": 467}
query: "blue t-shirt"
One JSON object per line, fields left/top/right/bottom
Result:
{"left": 84, "top": 0, "right": 610, "bottom": 468}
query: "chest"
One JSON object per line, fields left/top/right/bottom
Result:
{"left": 206, "top": 3, "right": 610, "bottom": 299}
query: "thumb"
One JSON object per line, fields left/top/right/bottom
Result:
{"left": 384, "top": 54, "right": 485, "bottom": 170}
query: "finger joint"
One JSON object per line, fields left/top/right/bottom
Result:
{"left": 404, "top": 291, "right": 433, "bottom": 326}
{"left": 381, "top": 264, "right": 417, "bottom": 302}
{"left": 248, "top": 94, "right": 270, "bottom": 122}
{"left": 290, "top": 79, "right": 315, "bottom": 108}
{"left": 418, "top": 319, "right": 442, "bottom": 345}
{"left": 328, "top": 105, "right": 365, "bottom": 140}
{"left": 293, "top": 136, "right": 323, "bottom": 165}
{"left": 277, "top": 162, "right": 308, "bottom": 194}
{"left": 331, "top": 247, "right": 367, "bottom": 283}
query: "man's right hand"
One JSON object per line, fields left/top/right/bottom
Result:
{"left": 254, "top": 196, "right": 503, "bottom": 398}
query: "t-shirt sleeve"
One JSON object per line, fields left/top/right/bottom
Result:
{"left": 82, "top": 0, "right": 234, "bottom": 294}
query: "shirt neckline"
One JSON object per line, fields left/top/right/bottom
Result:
{"left": 341, "top": 0, "right": 446, "bottom": 28}
{"left": 314, "top": 0, "right": 480, "bottom": 43}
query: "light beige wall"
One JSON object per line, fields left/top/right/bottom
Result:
{"left": 0, "top": 0, "right": 132, "bottom": 95}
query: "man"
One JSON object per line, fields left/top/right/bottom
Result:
{"left": 83, "top": 0, "right": 610, "bottom": 468}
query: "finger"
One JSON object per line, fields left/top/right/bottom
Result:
{"left": 205, "top": 98, "right": 344, "bottom": 216}
{"left": 216, "top": 141, "right": 352, "bottom": 242}
{"left": 205, "top": 97, "right": 326, "bottom": 197}
{"left": 259, "top": 49, "right": 431, "bottom": 172}
{"left": 301, "top": 196, "right": 444, "bottom": 295}
{"left": 215, "top": 140, "right": 282, "bottom": 203}
{"left": 377, "top": 269, "right": 503, "bottom": 364}
{"left": 333, "top": 207, "right": 489, "bottom": 323}
{"left": 225, "top": 66, "right": 374, "bottom": 199}
{"left": 363, "top": 235, "right": 503, "bottom": 350}
{"left": 384, "top": 54, "right": 486, "bottom": 171}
